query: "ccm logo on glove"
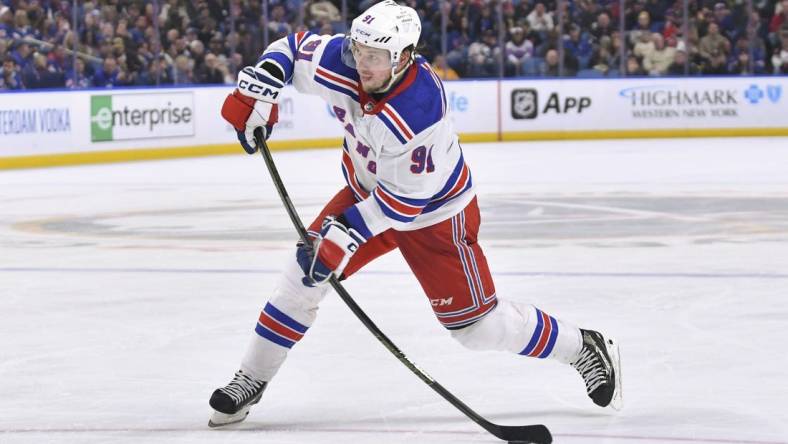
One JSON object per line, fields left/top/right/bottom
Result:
{"left": 237, "top": 67, "right": 283, "bottom": 101}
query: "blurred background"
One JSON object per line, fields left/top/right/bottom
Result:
{"left": 1, "top": 0, "right": 787, "bottom": 91}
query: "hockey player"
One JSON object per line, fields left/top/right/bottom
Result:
{"left": 211, "top": 0, "right": 622, "bottom": 427}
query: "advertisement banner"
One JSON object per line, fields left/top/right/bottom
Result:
{"left": 443, "top": 80, "right": 499, "bottom": 138}
{"left": 1, "top": 77, "right": 786, "bottom": 167}
{"left": 501, "top": 77, "right": 788, "bottom": 133}
{"left": 90, "top": 91, "right": 195, "bottom": 141}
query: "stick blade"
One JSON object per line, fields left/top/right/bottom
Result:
{"left": 492, "top": 424, "right": 552, "bottom": 444}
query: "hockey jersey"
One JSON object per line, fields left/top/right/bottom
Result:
{"left": 258, "top": 32, "right": 474, "bottom": 239}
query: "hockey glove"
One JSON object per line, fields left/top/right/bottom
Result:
{"left": 220, "top": 64, "right": 284, "bottom": 154}
{"left": 296, "top": 214, "right": 367, "bottom": 286}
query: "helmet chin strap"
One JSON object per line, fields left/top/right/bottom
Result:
{"left": 373, "top": 55, "right": 413, "bottom": 94}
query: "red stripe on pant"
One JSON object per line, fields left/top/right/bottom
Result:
{"left": 308, "top": 187, "right": 496, "bottom": 329}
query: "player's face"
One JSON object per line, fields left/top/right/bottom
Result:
{"left": 351, "top": 42, "right": 393, "bottom": 92}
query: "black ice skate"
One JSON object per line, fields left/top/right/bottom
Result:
{"left": 570, "top": 329, "right": 623, "bottom": 410}
{"left": 208, "top": 370, "right": 268, "bottom": 427}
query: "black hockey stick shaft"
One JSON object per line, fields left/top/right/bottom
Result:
{"left": 254, "top": 129, "right": 552, "bottom": 444}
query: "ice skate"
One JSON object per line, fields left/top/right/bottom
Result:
{"left": 208, "top": 370, "right": 268, "bottom": 427}
{"left": 570, "top": 329, "right": 623, "bottom": 410}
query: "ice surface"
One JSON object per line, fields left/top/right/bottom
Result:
{"left": 1, "top": 137, "right": 787, "bottom": 444}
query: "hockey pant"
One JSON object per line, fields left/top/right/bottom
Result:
{"left": 241, "top": 187, "right": 582, "bottom": 381}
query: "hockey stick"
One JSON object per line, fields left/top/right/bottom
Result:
{"left": 253, "top": 129, "right": 552, "bottom": 444}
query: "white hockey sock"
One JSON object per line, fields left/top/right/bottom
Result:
{"left": 241, "top": 258, "right": 331, "bottom": 381}
{"left": 450, "top": 299, "right": 582, "bottom": 364}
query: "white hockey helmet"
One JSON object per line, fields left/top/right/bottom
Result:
{"left": 342, "top": 1, "right": 422, "bottom": 71}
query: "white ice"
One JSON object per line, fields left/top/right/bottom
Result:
{"left": 1, "top": 137, "right": 787, "bottom": 444}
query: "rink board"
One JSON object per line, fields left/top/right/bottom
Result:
{"left": 1, "top": 76, "right": 786, "bottom": 169}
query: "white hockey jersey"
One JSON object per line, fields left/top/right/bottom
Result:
{"left": 259, "top": 31, "right": 475, "bottom": 239}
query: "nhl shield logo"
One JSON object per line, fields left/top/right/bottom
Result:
{"left": 767, "top": 85, "right": 782, "bottom": 103}
{"left": 511, "top": 89, "right": 538, "bottom": 119}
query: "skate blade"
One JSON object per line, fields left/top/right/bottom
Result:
{"left": 208, "top": 407, "right": 251, "bottom": 428}
{"left": 605, "top": 337, "right": 624, "bottom": 411}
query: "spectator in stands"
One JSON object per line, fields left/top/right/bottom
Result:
{"left": 467, "top": 29, "right": 500, "bottom": 77}
{"left": 208, "top": 32, "right": 226, "bottom": 58}
{"left": 563, "top": 24, "right": 593, "bottom": 69}
{"left": 268, "top": 5, "right": 292, "bottom": 40}
{"left": 712, "top": 2, "right": 736, "bottom": 41}
{"left": 643, "top": 33, "right": 676, "bottom": 75}
{"left": 129, "top": 15, "right": 148, "bottom": 45}
{"left": 771, "top": 27, "right": 788, "bottom": 73}
{"left": 699, "top": 22, "right": 731, "bottom": 65}
{"left": 540, "top": 47, "right": 577, "bottom": 76}
{"left": 629, "top": 10, "right": 656, "bottom": 46}
{"left": 196, "top": 52, "right": 229, "bottom": 84}
{"left": 445, "top": 34, "right": 470, "bottom": 77}
{"left": 607, "top": 31, "right": 625, "bottom": 73}
{"left": 662, "top": 10, "right": 681, "bottom": 41}
{"left": 644, "top": 0, "right": 666, "bottom": 26}
{"left": 588, "top": 34, "right": 613, "bottom": 74}
{"left": 506, "top": 26, "right": 534, "bottom": 76}
{"left": 4, "top": 0, "right": 788, "bottom": 89}
{"left": 11, "top": 41, "right": 34, "bottom": 71}
{"left": 527, "top": 3, "right": 555, "bottom": 33}
{"left": 137, "top": 54, "right": 173, "bottom": 86}
{"left": 65, "top": 56, "right": 92, "bottom": 88}
{"left": 770, "top": 0, "right": 788, "bottom": 33}
{"left": 625, "top": 54, "right": 647, "bottom": 75}
{"left": 172, "top": 53, "right": 194, "bottom": 84}
{"left": 1, "top": 56, "right": 24, "bottom": 89}
{"left": 45, "top": 44, "right": 69, "bottom": 75}
{"left": 633, "top": 29, "right": 655, "bottom": 59}
{"left": 93, "top": 56, "right": 127, "bottom": 87}
{"left": 540, "top": 48, "right": 561, "bottom": 76}
{"left": 12, "top": 8, "right": 35, "bottom": 39}
{"left": 770, "top": 0, "right": 788, "bottom": 35}
{"left": 575, "top": 0, "right": 602, "bottom": 32}
{"left": 318, "top": 22, "right": 333, "bottom": 35}
{"left": 702, "top": 48, "right": 729, "bottom": 74}
{"left": 731, "top": 36, "right": 765, "bottom": 74}
{"left": 432, "top": 54, "right": 460, "bottom": 80}
{"left": 501, "top": 1, "right": 517, "bottom": 34}
{"left": 22, "top": 52, "right": 65, "bottom": 89}
{"left": 590, "top": 12, "right": 615, "bottom": 43}
{"left": 190, "top": 39, "right": 206, "bottom": 69}
{"left": 728, "top": 48, "right": 754, "bottom": 74}
{"left": 667, "top": 49, "right": 695, "bottom": 76}
{"left": 469, "top": 2, "right": 497, "bottom": 40}
{"left": 0, "top": 6, "right": 12, "bottom": 39}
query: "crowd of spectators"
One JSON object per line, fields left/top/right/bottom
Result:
{"left": 1, "top": 0, "right": 786, "bottom": 91}
{"left": 427, "top": 0, "right": 788, "bottom": 77}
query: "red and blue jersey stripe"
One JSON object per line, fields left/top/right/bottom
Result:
{"left": 287, "top": 31, "right": 311, "bottom": 58}
{"left": 341, "top": 140, "right": 369, "bottom": 201}
{"left": 373, "top": 182, "right": 431, "bottom": 223}
{"left": 254, "top": 302, "right": 309, "bottom": 349}
{"left": 376, "top": 104, "right": 415, "bottom": 145}
{"left": 423, "top": 153, "right": 473, "bottom": 214}
{"left": 379, "top": 58, "right": 446, "bottom": 144}
{"left": 313, "top": 37, "right": 360, "bottom": 101}
{"left": 519, "top": 308, "right": 559, "bottom": 359}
